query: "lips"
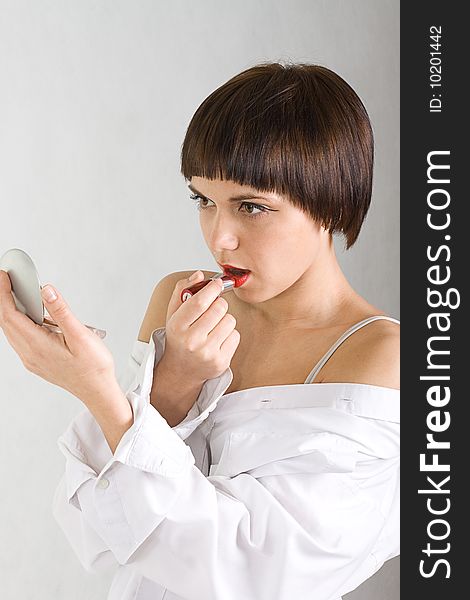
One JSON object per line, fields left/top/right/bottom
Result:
{"left": 219, "top": 264, "right": 251, "bottom": 287}
{"left": 220, "top": 264, "right": 251, "bottom": 275}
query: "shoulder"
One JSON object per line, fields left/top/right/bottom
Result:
{"left": 320, "top": 318, "right": 400, "bottom": 390}
{"left": 137, "top": 270, "right": 218, "bottom": 342}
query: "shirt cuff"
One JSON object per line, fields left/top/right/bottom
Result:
{"left": 57, "top": 392, "right": 196, "bottom": 506}
{"left": 130, "top": 326, "right": 233, "bottom": 440}
{"left": 58, "top": 398, "right": 197, "bottom": 562}
{"left": 56, "top": 326, "right": 232, "bottom": 507}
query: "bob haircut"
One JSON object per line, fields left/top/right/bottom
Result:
{"left": 180, "top": 62, "right": 374, "bottom": 250}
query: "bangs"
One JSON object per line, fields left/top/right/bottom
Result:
{"left": 180, "top": 62, "right": 373, "bottom": 249}
{"left": 181, "top": 64, "right": 313, "bottom": 202}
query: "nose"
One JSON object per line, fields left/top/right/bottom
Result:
{"left": 206, "top": 212, "right": 239, "bottom": 252}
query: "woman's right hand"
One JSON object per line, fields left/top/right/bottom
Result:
{"left": 162, "top": 271, "right": 241, "bottom": 383}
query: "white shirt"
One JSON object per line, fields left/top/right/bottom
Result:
{"left": 52, "top": 317, "right": 400, "bottom": 600}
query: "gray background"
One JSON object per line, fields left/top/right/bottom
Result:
{"left": 0, "top": 1, "right": 399, "bottom": 598}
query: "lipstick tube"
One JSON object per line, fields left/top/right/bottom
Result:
{"left": 181, "top": 273, "right": 235, "bottom": 302}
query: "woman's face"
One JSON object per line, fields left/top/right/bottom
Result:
{"left": 189, "top": 177, "right": 329, "bottom": 305}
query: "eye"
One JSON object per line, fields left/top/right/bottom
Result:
{"left": 190, "top": 193, "right": 213, "bottom": 209}
{"left": 240, "top": 202, "right": 267, "bottom": 216}
{"left": 189, "top": 193, "right": 275, "bottom": 219}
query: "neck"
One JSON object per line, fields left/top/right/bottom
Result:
{"left": 241, "top": 240, "right": 359, "bottom": 332}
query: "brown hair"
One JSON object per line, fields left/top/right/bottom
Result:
{"left": 180, "top": 62, "right": 374, "bottom": 249}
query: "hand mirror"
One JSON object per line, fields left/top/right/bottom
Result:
{"left": 0, "top": 248, "right": 106, "bottom": 339}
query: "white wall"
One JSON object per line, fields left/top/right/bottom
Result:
{"left": 0, "top": 1, "right": 399, "bottom": 598}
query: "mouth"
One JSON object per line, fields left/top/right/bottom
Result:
{"left": 219, "top": 264, "right": 251, "bottom": 287}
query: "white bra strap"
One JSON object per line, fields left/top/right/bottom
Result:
{"left": 304, "top": 315, "right": 400, "bottom": 384}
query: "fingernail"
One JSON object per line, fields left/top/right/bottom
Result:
{"left": 188, "top": 270, "right": 200, "bottom": 281}
{"left": 41, "top": 285, "right": 58, "bottom": 302}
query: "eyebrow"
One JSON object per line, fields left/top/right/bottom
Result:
{"left": 188, "top": 183, "right": 275, "bottom": 204}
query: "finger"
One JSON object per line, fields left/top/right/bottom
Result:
{"left": 40, "top": 284, "right": 86, "bottom": 347}
{"left": 166, "top": 271, "right": 204, "bottom": 321}
{"left": 177, "top": 278, "right": 224, "bottom": 327}
{"left": 190, "top": 296, "right": 229, "bottom": 336}
{"left": 167, "top": 272, "right": 223, "bottom": 324}
{"left": 0, "top": 270, "right": 54, "bottom": 358}
{"left": 0, "top": 269, "right": 17, "bottom": 323}
{"left": 0, "top": 269, "right": 40, "bottom": 335}
{"left": 219, "top": 328, "right": 241, "bottom": 356}
{"left": 206, "top": 312, "right": 237, "bottom": 348}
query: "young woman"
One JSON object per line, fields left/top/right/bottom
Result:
{"left": 2, "top": 62, "right": 399, "bottom": 599}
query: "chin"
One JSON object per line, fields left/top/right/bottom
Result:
{"left": 234, "top": 287, "right": 274, "bottom": 304}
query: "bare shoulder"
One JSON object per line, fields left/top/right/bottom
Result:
{"left": 320, "top": 318, "right": 400, "bottom": 390}
{"left": 137, "top": 269, "right": 218, "bottom": 342}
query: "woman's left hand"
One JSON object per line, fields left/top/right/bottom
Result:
{"left": 0, "top": 270, "right": 116, "bottom": 403}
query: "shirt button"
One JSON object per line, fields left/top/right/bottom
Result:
{"left": 97, "top": 478, "right": 110, "bottom": 489}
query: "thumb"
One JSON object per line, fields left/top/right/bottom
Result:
{"left": 41, "top": 284, "right": 83, "bottom": 339}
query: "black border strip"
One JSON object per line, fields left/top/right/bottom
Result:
{"left": 401, "top": 2, "right": 466, "bottom": 597}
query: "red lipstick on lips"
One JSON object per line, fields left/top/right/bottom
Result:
{"left": 219, "top": 264, "right": 251, "bottom": 287}
{"left": 180, "top": 265, "right": 251, "bottom": 302}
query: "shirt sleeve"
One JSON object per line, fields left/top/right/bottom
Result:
{"left": 117, "top": 327, "right": 233, "bottom": 442}
{"left": 52, "top": 325, "right": 399, "bottom": 600}
{"left": 52, "top": 326, "right": 232, "bottom": 573}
